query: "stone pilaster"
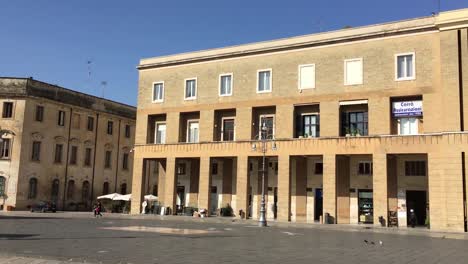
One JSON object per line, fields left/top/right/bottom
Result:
{"left": 323, "top": 154, "right": 336, "bottom": 223}
{"left": 198, "top": 157, "right": 211, "bottom": 212}
{"left": 373, "top": 153, "right": 388, "bottom": 225}
{"left": 235, "top": 156, "right": 249, "bottom": 217}
{"left": 277, "top": 155, "right": 291, "bottom": 221}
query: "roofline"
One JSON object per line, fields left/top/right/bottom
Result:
{"left": 138, "top": 8, "right": 468, "bottom": 70}
{"left": 0, "top": 77, "right": 136, "bottom": 109}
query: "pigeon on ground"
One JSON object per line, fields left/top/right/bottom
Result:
{"left": 370, "top": 241, "right": 375, "bottom": 245}
{"left": 364, "top": 240, "right": 368, "bottom": 244}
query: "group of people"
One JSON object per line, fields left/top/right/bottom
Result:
{"left": 93, "top": 201, "right": 103, "bottom": 217}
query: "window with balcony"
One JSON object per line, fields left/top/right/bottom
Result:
{"left": 396, "top": 53, "right": 415, "bottom": 81}
{"left": 187, "top": 120, "right": 199, "bottom": 143}
{"left": 221, "top": 118, "right": 235, "bottom": 141}
{"left": 153, "top": 82, "right": 164, "bottom": 102}
{"left": 259, "top": 115, "right": 274, "bottom": 139}
{"left": 185, "top": 79, "right": 197, "bottom": 100}
{"left": 257, "top": 69, "right": 272, "bottom": 93}
{"left": 155, "top": 122, "right": 166, "bottom": 144}
{"left": 219, "top": 74, "right": 233, "bottom": 96}
{"left": 398, "top": 117, "right": 418, "bottom": 135}
{"left": 301, "top": 114, "right": 319, "bottom": 138}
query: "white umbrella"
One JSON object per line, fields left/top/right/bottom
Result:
{"left": 144, "top": 194, "right": 158, "bottom": 201}
{"left": 113, "top": 194, "right": 131, "bottom": 201}
{"left": 97, "top": 193, "right": 120, "bottom": 200}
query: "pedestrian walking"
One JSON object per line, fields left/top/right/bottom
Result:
{"left": 95, "top": 202, "right": 103, "bottom": 218}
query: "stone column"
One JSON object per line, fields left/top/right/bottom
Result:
{"left": 198, "top": 157, "right": 211, "bottom": 212}
{"left": 336, "top": 156, "right": 350, "bottom": 224}
{"left": 157, "top": 160, "right": 166, "bottom": 206}
{"left": 428, "top": 150, "right": 465, "bottom": 232}
{"left": 235, "top": 107, "right": 252, "bottom": 140}
{"left": 373, "top": 153, "right": 388, "bottom": 225}
{"left": 275, "top": 104, "right": 294, "bottom": 139}
{"left": 130, "top": 156, "right": 144, "bottom": 214}
{"left": 277, "top": 155, "right": 291, "bottom": 222}
{"left": 199, "top": 109, "right": 214, "bottom": 142}
{"left": 164, "top": 157, "right": 176, "bottom": 214}
{"left": 166, "top": 112, "right": 180, "bottom": 144}
{"left": 323, "top": 154, "right": 336, "bottom": 223}
{"left": 235, "top": 156, "right": 249, "bottom": 218}
{"left": 295, "top": 156, "right": 308, "bottom": 222}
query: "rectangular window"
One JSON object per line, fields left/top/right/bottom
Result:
{"left": 342, "top": 111, "right": 368, "bottom": 136}
{"left": 257, "top": 70, "right": 272, "bottom": 93}
{"left": 405, "top": 161, "right": 426, "bottom": 176}
{"left": 187, "top": 120, "right": 199, "bottom": 143}
{"left": 185, "top": 79, "right": 197, "bottom": 100}
{"left": 298, "top": 64, "right": 316, "bottom": 89}
{"left": 221, "top": 118, "right": 235, "bottom": 141}
{"left": 125, "top": 124, "right": 131, "bottom": 138}
{"left": 302, "top": 114, "right": 320, "bottom": 138}
{"left": 31, "top": 141, "right": 41, "bottom": 161}
{"left": 155, "top": 123, "right": 166, "bottom": 144}
{"left": 358, "top": 161, "right": 373, "bottom": 175}
{"left": 259, "top": 115, "right": 274, "bottom": 139}
{"left": 72, "top": 113, "right": 80, "bottom": 129}
{"left": 58, "top": 111, "right": 65, "bottom": 126}
{"left": 35, "top": 105, "right": 44, "bottom": 122}
{"left": 177, "top": 163, "right": 186, "bottom": 174}
{"left": 107, "top": 121, "right": 113, "bottom": 135}
{"left": 344, "top": 58, "right": 363, "bottom": 85}
{"left": 122, "top": 153, "right": 129, "bottom": 170}
{"left": 105, "top": 151, "right": 112, "bottom": 169}
{"left": 84, "top": 148, "right": 92, "bottom": 166}
{"left": 87, "top": 116, "right": 94, "bottom": 131}
{"left": 2, "top": 102, "right": 13, "bottom": 118}
{"left": 69, "top": 146, "right": 78, "bottom": 165}
{"left": 314, "top": 162, "right": 323, "bottom": 174}
{"left": 398, "top": 117, "right": 419, "bottom": 135}
{"left": 396, "top": 53, "right": 415, "bottom": 80}
{"left": 0, "top": 138, "right": 11, "bottom": 159}
{"left": 219, "top": 74, "right": 233, "bottom": 96}
{"left": 54, "top": 144, "right": 63, "bottom": 163}
{"left": 152, "top": 82, "right": 164, "bottom": 102}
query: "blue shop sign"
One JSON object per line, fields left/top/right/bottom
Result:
{"left": 392, "top": 101, "right": 423, "bottom": 117}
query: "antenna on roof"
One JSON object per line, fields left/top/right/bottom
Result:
{"left": 101, "top": 81, "right": 107, "bottom": 98}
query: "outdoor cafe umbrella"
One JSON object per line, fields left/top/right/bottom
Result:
{"left": 144, "top": 194, "right": 158, "bottom": 201}
{"left": 113, "top": 194, "right": 132, "bottom": 201}
{"left": 97, "top": 193, "right": 121, "bottom": 200}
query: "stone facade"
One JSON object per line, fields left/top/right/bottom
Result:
{"left": 132, "top": 9, "right": 468, "bottom": 232}
{"left": 0, "top": 78, "right": 136, "bottom": 211}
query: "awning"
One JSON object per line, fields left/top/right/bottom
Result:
{"left": 97, "top": 193, "right": 121, "bottom": 200}
{"left": 113, "top": 194, "right": 131, "bottom": 201}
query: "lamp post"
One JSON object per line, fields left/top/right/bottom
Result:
{"left": 251, "top": 122, "right": 276, "bottom": 227}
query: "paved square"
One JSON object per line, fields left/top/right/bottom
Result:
{"left": 1, "top": 213, "right": 468, "bottom": 264}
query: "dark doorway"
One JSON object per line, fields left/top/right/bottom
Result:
{"left": 176, "top": 186, "right": 185, "bottom": 214}
{"left": 406, "top": 190, "right": 427, "bottom": 226}
{"left": 315, "top": 188, "right": 323, "bottom": 221}
{"left": 273, "top": 187, "right": 278, "bottom": 219}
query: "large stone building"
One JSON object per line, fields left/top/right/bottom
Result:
{"left": 0, "top": 77, "right": 136, "bottom": 211}
{"left": 131, "top": 9, "right": 468, "bottom": 232}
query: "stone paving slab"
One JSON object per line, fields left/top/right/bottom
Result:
{"left": 0, "top": 256, "right": 89, "bottom": 264}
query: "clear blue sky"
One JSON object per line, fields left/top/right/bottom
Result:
{"left": 1, "top": 0, "right": 467, "bottom": 106}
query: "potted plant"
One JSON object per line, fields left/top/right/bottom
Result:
{"left": 345, "top": 127, "right": 351, "bottom": 137}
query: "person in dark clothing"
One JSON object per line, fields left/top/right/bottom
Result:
{"left": 409, "top": 209, "right": 417, "bottom": 228}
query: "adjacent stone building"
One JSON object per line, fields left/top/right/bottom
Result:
{"left": 131, "top": 9, "right": 468, "bottom": 232}
{"left": 0, "top": 77, "right": 136, "bottom": 211}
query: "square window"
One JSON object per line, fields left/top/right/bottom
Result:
{"left": 396, "top": 53, "right": 415, "bottom": 80}
{"left": 358, "top": 161, "right": 373, "bottom": 175}
{"left": 185, "top": 79, "right": 197, "bottom": 100}
{"left": 298, "top": 64, "right": 315, "bottom": 89}
{"left": 152, "top": 82, "right": 164, "bottom": 102}
{"left": 314, "top": 162, "right": 323, "bottom": 174}
{"left": 257, "top": 70, "right": 272, "bottom": 93}
{"left": 344, "top": 58, "right": 363, "bottom": 85}
{"left": 219, "top": 74, "right": 232, "bottom": 96}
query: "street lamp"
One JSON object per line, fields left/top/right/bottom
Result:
{"left": 251, "top": 122, "right": 276, "bottom": 227}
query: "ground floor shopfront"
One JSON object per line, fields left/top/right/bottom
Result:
{"left": 131, "top": 133, "right": 468, "bottom": 232}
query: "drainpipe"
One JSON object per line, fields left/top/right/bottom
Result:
{"left": 90, "top": 113, "right": 99, "bottom": 203}
{"left": 62, "top": 107, "right": 73, "bottom": 210}
{"left": 114, "top": 119, "right": 121, "bottom": 192}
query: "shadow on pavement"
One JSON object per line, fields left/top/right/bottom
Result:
{"left": 0, "top": 234, "right": 39, "bottom": 240}
{"left": 0, "top": 215, "right": 64, "bottom": 220}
